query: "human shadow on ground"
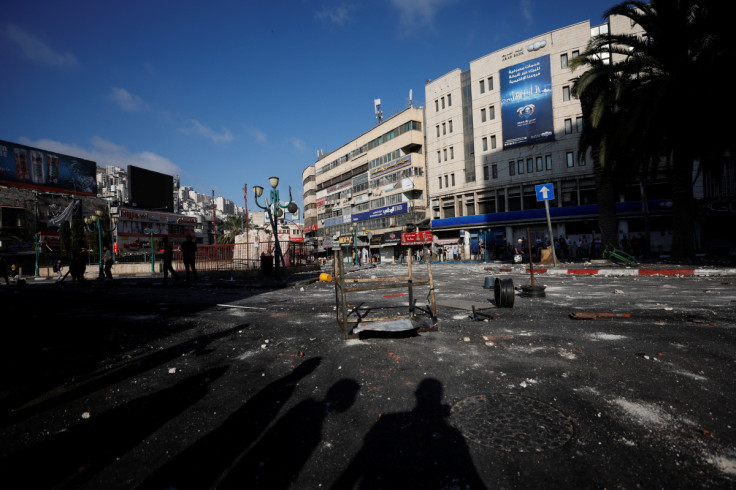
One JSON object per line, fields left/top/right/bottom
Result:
{"left": 2, "top": 325, "right": 244, "bottom": 428}
{"left": 217, "top": 378, "right": 360, "bottom": 489}
{"left": 138, "top": 356, "right": 323, "bottom": 490}
{"left": 0, "top": 366, "right": 228, "bottom": 489}
{"left": 331, "top": 378, "right": 486, "bottom": 490}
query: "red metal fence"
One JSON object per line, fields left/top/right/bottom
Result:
{"left": 174, "top": 240, "right": 318, "bottom": 272}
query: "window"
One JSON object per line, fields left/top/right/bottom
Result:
{"left": 492, "top": 164, "right": 498, "bottom": 179}
{"left": 576, "top": 116, "right": 583, "bottom": 133}
{"left": 518, "top": 159, "right": 524, "bottom": 174}
{"left": 449, "top": 120, "right": 453, "bottom": 133}
{"left": 565, "top": 118, "right": 573, "bottom": 134}
{"left": 489, "top": 105, "right": 495, "bottom": 120}
{"left": 579, "top": 152, "right": 586, "bottom": 166}
{"left": 491, "top": 135, "right": 497, "bottom": 149}
{"left": 488, "top": 76, "right": 494, "bottom": 91}
{"left": 527, "top": 158, "right": 534, "bottom": 173}
{"left": 436, "top": 125, "right": 440, "bottom": 137}
{"left": 442, "top": 122, "right": 446, "bottom": 135}
{"left": 561, "top": 53, "right": 568, "bottom": 69}
{"left": 441, "top": 97, "right": 445, "bottom": 109}
{"left": 451, "top": 174, "right": 455, "bottom": 186}
{"left": 445, "top": 175, "right": 449, "bottom": 187}
{"left": 482, "top": 137, "right": 488, "bottom": 151}
{"left": 435, "top": 100, "right": 439, "bottom": 112}
{"left": 572, "top": 50, "right": 579, "bottom": 59}
{"left": 443, "top": 149, "right": 447, "bottom": 161}
{"left": 437, "top": 151, "right": 441, "bottom": 164}
{"left": 479, "top": 79, "right": 485, "bottom": 94}
{"left": 483, "top": 165, "right": 489, "bottom": 180}
{"left": 536, "top": 156, "right": 543, "bottom": 171}
{"left": 566, "top": 151, "right": 574, "bottom": 167}
{"left": 438, "top": 177, "right": 442, "bottom": 189}
{"left": 481, "top": 108, "right": 486, "bottom": 122}
{"left": 447, "top": 94, "right": 452, "bottom": 106}
{"left": 509, "top": 161, "right": 516, "bottom": 176}
{"left": 450, "top": 147, "right": 454, "bottom": 159}
{"left": 563, "top": 86, "right": 571, "bottom": 101}
{"left": 546, "top": 154, "right": 552, "bottom": 170}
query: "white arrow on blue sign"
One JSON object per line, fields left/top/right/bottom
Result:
{"left": 535, "top": 183, "right": 555, "bottom": 201}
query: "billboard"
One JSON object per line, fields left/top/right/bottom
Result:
{"left": 500, "top": 55, "right": 555, "bottom": 149}
{"left": 127, "top": 165, "right": 174, "bottom": 212}
{"left": 0, "top": 140, "right": 97, "bottom": 196}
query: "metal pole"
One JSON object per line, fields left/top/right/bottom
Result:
{"left": 212, "top": 189, "right": 217, "bottom": 245}
{"left": 544, "top": 200, "right": 559, "bottom": 266}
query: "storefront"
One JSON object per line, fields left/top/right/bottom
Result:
{"left": 113, "top": 207, "right": 198, "bottom": 254}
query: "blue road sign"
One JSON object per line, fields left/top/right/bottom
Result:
{"left": 535, "top": 183, "right": 555, "bottom": 201}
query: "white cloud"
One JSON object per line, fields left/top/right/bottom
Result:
{"left": 289, "top": 137, "right": 306, "bottom": 152}
{"left": 3, "top": 23, "right": 78, "bottom": 68}
{"left": 315, "top": 5, "right": 353, "bottom": 25}
{"left": 245, "top": 125, "right": 267, "bottom": 143}
{"left": 389, "top": 0, "right": 453, "bottom": 27}
{"left": 178, "top": 119, "right": 234, "bottom": 143}
{"left": 111, "top": 87, "right": 149, "bottom": 112}
{"left": 18, "top": 136, "right": 181, "bottom": 176}
{"left": 520, "top": 0, "right": 533, "bottom": 25}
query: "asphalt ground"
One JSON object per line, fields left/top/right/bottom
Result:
{"left": 1, "top": 263, "right": 735, "bottom": 489}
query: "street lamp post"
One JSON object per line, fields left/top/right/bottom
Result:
{"left": 84, "top": 209, "right": 118, "bottom": 280}
{"left": 253, "top": 176, "right": 298, "bottom": 279}
{"left": 143, "top": 225, "right": 160, "bottom": 274}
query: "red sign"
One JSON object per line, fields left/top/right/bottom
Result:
{"left": 401, "top": 231, "right": 433, "bottom": 245}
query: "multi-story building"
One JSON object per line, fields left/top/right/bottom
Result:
{"left": 425, "top": 17, "right": 659, "bottom": 257}
{"left": 303, "top": 106, "right": 426, "bottom": 262}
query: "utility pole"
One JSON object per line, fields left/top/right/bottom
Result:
{"left": 212, "top": 189, "right": 217, "bottom": 245}
{"left": 242, "top": 184, "right": 250, "bottom": 245}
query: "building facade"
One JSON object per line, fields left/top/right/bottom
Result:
{"left": 303, "top": 106, "right": 427, "bottom": 262}
{"left": 425, "top": 18, "right": 661, "bottom": 257}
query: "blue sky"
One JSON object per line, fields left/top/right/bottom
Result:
{"left": 1, "top": 0, "right": 616, "bottom": 215}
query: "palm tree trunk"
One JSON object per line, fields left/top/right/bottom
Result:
{"left": 593, "top": 151, "right": 618, "bottom": 250}
{"left": 670, "top": 151, "right": 696, "bottom": 258}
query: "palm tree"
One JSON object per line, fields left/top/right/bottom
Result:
{"left": 219, "top": 215, "right": 244, "bottom": 244}
{"left": 572, "top": 0, "right": 733, "bottom": 258}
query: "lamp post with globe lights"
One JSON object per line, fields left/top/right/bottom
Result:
{"left": 84, "top": 209, "right": 118, "bottom": 280}
{"left": 253, "top": 177, "right": 298, "bottom": 279}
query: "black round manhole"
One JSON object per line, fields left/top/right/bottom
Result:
{"left": 449, "top": 393, "right": 574, "bottom": 452}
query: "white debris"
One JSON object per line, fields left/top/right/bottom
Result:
{"left": 168, "top": 367, "right": 176, "bottom": 374}
{"left": 81, "top": 412, "right": 90, "bottom": 419}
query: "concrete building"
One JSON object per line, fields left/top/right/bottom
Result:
{"left": 425, "top": 18, "right": 656, "bottom": 258}
{"left": 303, "top": 106, "right": 426, "bottom": 262}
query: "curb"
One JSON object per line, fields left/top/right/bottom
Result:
{"left": 488, "top": 267, "right": 736, "bottom": 277}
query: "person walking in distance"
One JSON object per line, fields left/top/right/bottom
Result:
{"left": 162, "top": 236, "right": 179, "bottom": 286}
{"left": 103, "top": 245, "right": 114, "bottom": 280}
{"left": 181, "top": 234, "right": 198, "bottom": 283}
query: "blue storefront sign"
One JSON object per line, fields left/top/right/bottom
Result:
{"left": 352, "top": 202, "right": 408, "bottom": 222}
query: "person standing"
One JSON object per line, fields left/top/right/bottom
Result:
{"left": 53, "top": 259, "right": 63, "bottom": 281}
{"left": 102, "top": 245, "right": 113, "bottom": 279}
{"left": 181, "top": 234, "right": 198, "bottom": 283}
{"left": 162, "top": 236, "right": 179, "bottom": 286}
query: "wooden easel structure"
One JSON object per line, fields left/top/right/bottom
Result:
{"left": 333, "top": 248, "right": 438, "bottom": 338}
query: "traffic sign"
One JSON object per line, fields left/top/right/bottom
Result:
{"left": 535, "top": 183, "right": 555, "bottom": 201}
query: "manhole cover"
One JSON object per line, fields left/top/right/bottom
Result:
{"left": 449, "top": 393, "right": 574, "bottom": 452}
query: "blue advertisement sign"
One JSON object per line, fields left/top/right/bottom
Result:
{"left": 351, "top": 202, "right": 407, "bottom": 223}
{"left": 0, "top": 140, "right": 97, "bottom": 196}
{"left": 500, "top": 55, "right": 555, "bottom": 149}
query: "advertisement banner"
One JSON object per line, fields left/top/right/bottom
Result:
{"left": 0, "top": 140, "right": 97, "bottom": 196}
{"left": 370, "top": 154, "right": 411, "bottom": 179}
{"left": 500, "top": 55, "right": 555, "bottom": 149}
{"left": 351, "top": 202, "right": 407, "bottom": 223}
{"left": 401, "top": 231, "right": 433, "bottom": 245}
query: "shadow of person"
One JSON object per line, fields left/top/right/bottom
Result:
{"left": 0, "top": 366, "right": 228, "bottom": 489}
{"left": 331, "top": 378, "right": 486, "bottom": 490}
{"left": 218, "top": 378, "right": 360, "bottom": 489}
{"left": 139, "top": 356, "right": 321, "bottom": 489}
